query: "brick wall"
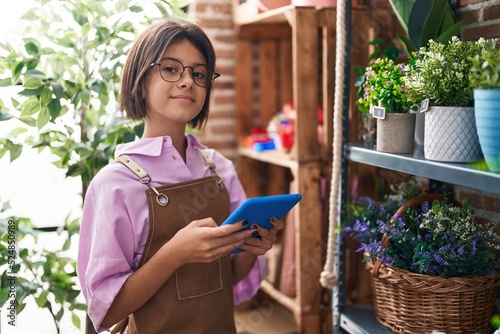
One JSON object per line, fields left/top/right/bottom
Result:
{"left": 458, "top": 0, "right": 500, "bottom": 40}
{"left": 189, "top": 0, "right": 238, "bottom": 159}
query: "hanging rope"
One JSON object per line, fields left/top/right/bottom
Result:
{"left": 319, "top": 0, "right": 348, "bottom": 290}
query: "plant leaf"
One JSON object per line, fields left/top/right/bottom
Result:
{"left": 384, "top": 45, "right": 400, "bottom": 62}
{"left": 387, "top": 0, "right": 413, "bottom": 36}
{"left": 420, "top": 0, "right": 448, "bottom": 47}
{"left": 0, "top": 78, "right": 12, "bottom": 87}
{"left": 0, "top": 112, "right": 14, "bottom": 121}
{"left": 9, "top": 143, "right": 23, "bottom": 162}
{"left": 72, "top": 313, "right": 81, "bottom": 329}
{"left": 434, "top": 20, "right": 463, "bottom": 45}
{"left": 37, "top": 107, "right": 50, "bottom": 129}
{"left": 18, "top": 116, "right": 36, "bottom": 127}
{"left": 408, "top": 0, "right": 434, "bottom": 49}
{"left": 35, "top": 290, "right": 49, "bottom": 307}
{"left": 8, "top": 127, "right": 28, "bottom": 136}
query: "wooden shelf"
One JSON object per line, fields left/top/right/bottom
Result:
{"left": 238, "top": 147, "right": 298, "bottom": 171}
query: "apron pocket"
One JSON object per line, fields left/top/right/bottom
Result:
{"left": 175, "top": 259, "right": 223, "bottom": 300}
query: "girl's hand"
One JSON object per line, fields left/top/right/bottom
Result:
{"left": 238, "top": 216, "right": 285, "bottom": 256}
{"left": 168, "top": 218, "right": 254, "bottom": 265}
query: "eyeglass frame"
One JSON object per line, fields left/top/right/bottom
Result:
{"left": 150, "top": 57, "right": 220, "bottom": 88}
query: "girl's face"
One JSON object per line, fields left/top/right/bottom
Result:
{"left": 143, "top": 39, "right": 207, "bottom": 135}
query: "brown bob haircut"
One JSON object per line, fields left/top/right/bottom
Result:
{"left": 120, "top": 18, "right": 217, "bottom": 130}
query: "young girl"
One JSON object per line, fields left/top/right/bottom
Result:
{"left": 77, "top": 18, "right": 284, "bottom": 333}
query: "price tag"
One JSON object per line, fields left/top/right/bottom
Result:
{"left": 420, "top": 98, "right": 430, "bottom": 113}
{"left": 372, "top": 105, "right": 385, "bottom": 119}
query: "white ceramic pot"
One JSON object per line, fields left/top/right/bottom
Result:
{"left": 424, "top": 106, "right": 482, "bottom": 162}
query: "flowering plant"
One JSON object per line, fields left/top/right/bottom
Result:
{"left": 404, "top": 36, "right": 488, "bottom": 107}
{"left": 342, "top": 180, "right": 423, "bottom": 246}
{"left": 357, "top": 57, "right": 411, "bottom": 113}
{"left": 343, "top": 186, "right": 500, "bottom": 277}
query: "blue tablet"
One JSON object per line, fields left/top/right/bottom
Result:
{"left": 222, "top": 193, "right": 302, "bottom": 254}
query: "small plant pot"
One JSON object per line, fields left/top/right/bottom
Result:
{"left": 424, "top": 106, "right": 482, "bottom": 162}
{"left": 376, "top": 113, "right": 416, "bottom": 154}
{"left": 474, "top": 88, "right": 500, "bottom": 173}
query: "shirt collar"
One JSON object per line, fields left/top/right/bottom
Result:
{"left": 114, "top": 133, "right": 207, "bottom": 158}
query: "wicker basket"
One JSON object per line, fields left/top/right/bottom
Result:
{"left": 366, "top": 193, "right": 500, "bottom": 334}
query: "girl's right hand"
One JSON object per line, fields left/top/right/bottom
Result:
{"left": 167, "top": 219, "right": 253, "bottom": 265}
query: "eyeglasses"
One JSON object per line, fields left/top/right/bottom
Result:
{"left": 150, "top": 58, "right": 220, "bottom": 88}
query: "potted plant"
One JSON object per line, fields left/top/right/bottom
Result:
{"left": 469, "top": 40, "right": 500, "bottom": 173}
{"left": 404, "top": 37, "right": 488, "bottom": 162}
{"left": 387, "top": 0, "right": 463, "bottom": 147}
{"left": 358, "top": 56, "right": 416, "bottom": 154}
{"left": 342, "top": 186, "right": 500, "bottom": 333}
{"left": 353, "top": 38, "right": 400, "bottom": 148}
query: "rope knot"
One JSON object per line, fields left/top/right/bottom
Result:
{"left": 320, "top": 271, "right": 338, "bottom": 289}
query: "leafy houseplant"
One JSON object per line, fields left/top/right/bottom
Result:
{"left": 470, "top": 41, "right": 500, "bottom": 173}
{"left": 352, "top": 38, "right": 400, "bottom": 148}
{"left": 0, "top": 209, "right": 85, "bottom": 332}
{"left": 387, "top": 0, "right": 462, "bottom": 55}
{"left": 358, "top": 55, "right": 416, "bottom": 154}
{"left": 353, "top": 38, "right": 400, "bottom": 113}
{"left": 403, "top": 36, "right": 488, "bottom": 162}
{"left": 0, "top": 0, "right": 188, "bottom": 333}
{"left": 404, "top": 36, "right": 488, "bottom": 107}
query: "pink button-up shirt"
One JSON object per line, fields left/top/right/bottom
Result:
{"left": 77, "top": 134, "right": 266, "bottom": 332}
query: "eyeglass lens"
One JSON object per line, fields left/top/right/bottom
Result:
{"left": 158, "top": 58, "right": 214, "bottom": 88}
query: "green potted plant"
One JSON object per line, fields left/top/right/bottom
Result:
{"left": 358, "top": 56, "right": 416, "bottom": 154}
{"left": 403, "top": 36, "right": 488, "bottom": 162}
{"left": 353, "top": 38, "right": 400, "bottom": 148}
{"left": 0, "top": 0, "right": 188, "bottom": 333}
{"left": 469, "top": 41, "right": 500, "bottom": 173}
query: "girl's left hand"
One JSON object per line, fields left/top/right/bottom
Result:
{"left": 239, "top": 216, "right": 284, "bottom": 255}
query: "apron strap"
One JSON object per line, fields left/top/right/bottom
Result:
{"left": 115, "top": 155, "right": 169, "bottom": 206}
{"left": 115, "top": 147, "right": 224, "bottom": 204}
{"left": 194, "top": 147, "right": 224, "bottom": 190}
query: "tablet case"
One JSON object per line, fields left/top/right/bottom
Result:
{"left": 221, "top": 193, "right": 302, "bottom": 254}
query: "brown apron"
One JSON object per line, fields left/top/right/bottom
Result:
{"left": 111, "top": 149, "right": 236, "bottom": 334}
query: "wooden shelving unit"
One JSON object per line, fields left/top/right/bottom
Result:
{"left": 233, "top": 4, "right": 396, "bottom": 333}
{"left": 234, "top": 5, "right": 335, "bottom": 333}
